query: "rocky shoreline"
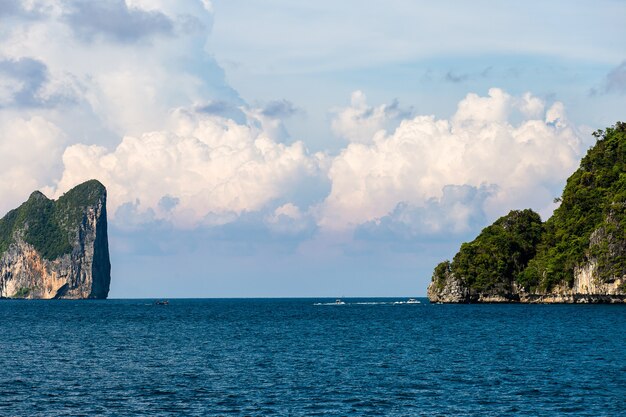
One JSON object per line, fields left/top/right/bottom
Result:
{"left": 427, "top": 123, "right": 626, "bottom": 304}
{"left": 427, "top": 262, "right": 626, "bottom": 304}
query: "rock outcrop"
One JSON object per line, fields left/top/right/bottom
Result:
{"left": 427, "top": 264, "right": 626, "bottom": 303}
{"left": 0, "top": 180, "right": 111, "bottom": 299}
{"left": 427, "top": 122, "right": 626, "bottom": 303}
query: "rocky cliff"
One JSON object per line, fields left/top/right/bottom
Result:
{"left": 427, "top": 263, "right": 626, "bottom": 303}
{"left": 428, "top": 122, "right": 626, "bottom": 303}
{"left": 0, "top": 180, "right": 111, "bottom": 299}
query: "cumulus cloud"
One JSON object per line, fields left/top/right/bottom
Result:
{"left": 0, "top": 115, "right": 66, "bottom": 214}
{"left": 50, "top": 110, "right": 324, "bottom": 229}
{"left": 265, "top": 203, "right": 316, "bottom": 237}
{"left": 0, "top": 3, "right": 591, "bottom": 243}
{"left": 239, "top": 100, "right": 303, "bottom": 143}
{"left": 0, "top": 3, "right": 245, "bottom": 164}
{"left": 330, "top": 90, "right": 411, "bottom": 144}
{"left": 0, "top": 0, "right": 324, "bottom": 238}
{"left": 355, "top": 185, "right": 495, "bottom": 240}
{"left": 320, "top": 88, "right": 583, "bottom": 233}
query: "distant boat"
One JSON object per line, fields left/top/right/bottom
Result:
{"left": 155, "top": 300, "right": 169, "bottom": 306}
{"left": 335, "top": 299, "right": 345, "bottom": 305}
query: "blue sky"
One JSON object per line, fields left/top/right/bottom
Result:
{"left": 1, "top": 0, "right": 625, "bottom": 297}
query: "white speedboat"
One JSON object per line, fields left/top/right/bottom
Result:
{"left": 406, "top": 298, "right": 420, "bottom": 304}
{"left": 335, "top": 299, "right": 345, "bottom": 305}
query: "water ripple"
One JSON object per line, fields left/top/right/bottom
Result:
{"left": 0, "top": 299, "right": 624, "bottom": 416}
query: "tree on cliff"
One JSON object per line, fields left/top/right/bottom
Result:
{"left": 431, "top": 122, "right": 626, "bottom": 297}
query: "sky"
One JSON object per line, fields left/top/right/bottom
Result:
{"left": 1, "top": 0, "right": 625, "bottom": 297}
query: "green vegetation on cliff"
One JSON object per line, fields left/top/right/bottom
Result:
{"left": 0, "top": 180, "right": 106, "bottom": 260}
{"left": 433, "top": 122, "right": 626, "bottom": 293}
{"left": 433, "top": 209, "right": 543, "bottom": 293}
{"left": 521, "top": 122, "right": 626, "bottom": 290}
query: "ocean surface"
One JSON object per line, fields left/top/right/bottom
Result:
{"left": 0, "top": 299, "right": 624, "bottom": 416}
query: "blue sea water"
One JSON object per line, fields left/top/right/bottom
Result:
{"left": 0, "top": 299, "right": 624, "bottom": 416}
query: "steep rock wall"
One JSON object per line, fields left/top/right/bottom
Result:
{"left": 0, "top": 181, "right": 110, "bottom": 299}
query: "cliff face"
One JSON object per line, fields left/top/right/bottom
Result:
{"left": 428, "top": 122, "right": 626, "bottom": 303}
{"left": 0, "top": 180, "right": 110, "bottom": 299}
{"left": 427, "top": 264, "right": 626, "bottom": 304}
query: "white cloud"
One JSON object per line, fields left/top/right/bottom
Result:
{"left": 0, "top": 1, "right": 325, "bottom": 237}
{"left": 320, "top": 88, "right": 584, "bottom": 231}
{"left": 46, "top": 87, "right": 582, "bottom": 236}
{"left": 50, "top": 110, "right": 323, "bottom": 229}
{"left": 0, "top": 115, "right": 65, "bottom": 214}
{"left": 0, "top": 0, "right": 238, "bottom": 137}
{"left": 517, "top": 92, "right": 545, "bottom": 119}
{"left": 330, "top": 90, "right": 410, "bottom": 144}
{"left": 0, "top": 0, "right": 245, "bottom": 213}
{"left": 0, "top": 3, "right": 593, "bottom": 242}
{"left": 356, "top": 184, "right": 495, "bottom": 240}
{"left": 264, "top": 203, "right": 314, "bottom": 236}
{"left": 243, "top": 100, "right": 300, "bottom": 142}
{"left": 453, "top": 88, "right": 512, "bottom": 125}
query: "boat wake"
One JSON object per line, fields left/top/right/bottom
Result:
{"left": 313, "top": 299, "right": 421, "bottom": 306}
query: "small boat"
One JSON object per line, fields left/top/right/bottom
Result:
{"left": 155, "top": 300, "right": 169, "bottom": 306}
{"left": 335, "top": 299, "right": 345, "bottom": 305}
{"left": 406, "top": 298, "right": 420, "bottom": 304}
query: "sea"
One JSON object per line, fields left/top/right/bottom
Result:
{"left": 0, "top": 298, "right": 624, "bottom": 416}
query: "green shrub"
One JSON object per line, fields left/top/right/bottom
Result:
{"left": 529, "top": 122, "right": 626, "bottom": 288}
{"left": 449, "top": 209, "right": 543, "bottom": 292}
{"left": 0, "top": 180, "right": 105, "bottom": 261}
{"left": 13, "top": 287, "right": 31, "bottom": 298}
{"left": 433, "top": 122, "right": 626, "bottom": 292}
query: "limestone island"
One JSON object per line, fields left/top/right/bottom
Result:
{"left": 0, "top": 180, "right": 110, "bottom": 299}
{"left": 428, "top": 122, "right": 626, "bottom": 303}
